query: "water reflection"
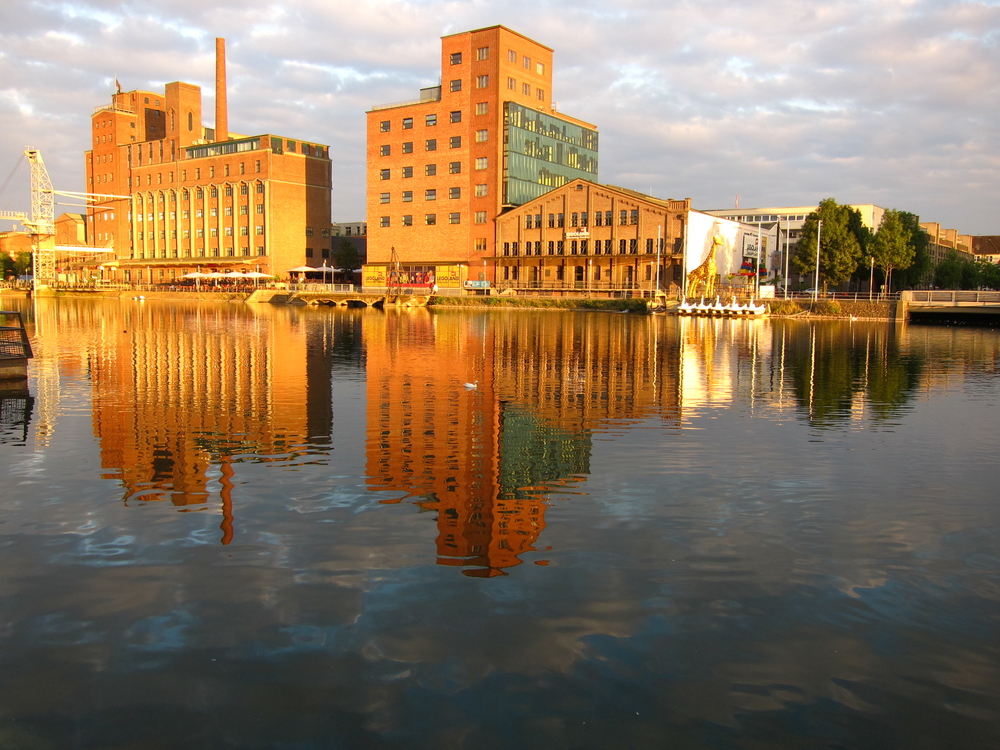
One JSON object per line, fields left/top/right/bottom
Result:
{"left": 11, "top": 300, "right": 993, "bottom": 568}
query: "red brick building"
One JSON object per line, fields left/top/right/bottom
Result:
{"left": 364, "top": 26, "right": 597, "bottom": 291}
{"left": 84, "top": 39, "right": 331, "bottom": 285}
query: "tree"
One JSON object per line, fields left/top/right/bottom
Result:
{"left": 792, "top": 198, "right": 864, "bottom": 287}
{"left": 892, "top": 212, "right": 931, "bottom": 289}
{"left": 14, "top": 252, "right": 31, "bottom": 276}
{"left": 933, "top": 251, "right": 964, "bottom": 289}
{"left": 870, "top": 209, "right": 915, "bottom": 292}
{"left": 332, "top": 239, "right": 362, "bottom": 273}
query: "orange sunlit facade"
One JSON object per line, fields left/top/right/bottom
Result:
{"left": 83, "top": 39, "right": 332, "bottom": 285}
{"left": 364, "top": 25, "right": 597, "bottom": 290}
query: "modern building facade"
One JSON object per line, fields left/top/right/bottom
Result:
{"left": 83, "top": 39, "right": 332, "bottom": 285}
{"left": 364, "top": 25, "right": 598, "bottom": 291}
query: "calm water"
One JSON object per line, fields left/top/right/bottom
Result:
{"left": 1, "top": 298, "right": 998, "bottom": 750}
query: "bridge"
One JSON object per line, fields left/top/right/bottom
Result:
{"left": 900, "top": 290, "right": 1000, "bottom": 321}
{"left": 247, "top": 289, "right": 431, "bottom": 308}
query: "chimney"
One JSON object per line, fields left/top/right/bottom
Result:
{"left": 215, "top": 37, "right": 228, "bottom": 142}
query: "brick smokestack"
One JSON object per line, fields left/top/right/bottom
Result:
{"left": 215, "top": 37, "right": 228, "bottom": 142}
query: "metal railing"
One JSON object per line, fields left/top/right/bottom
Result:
{"left": 0, "top": 310, "right": 33, "bottom": 360}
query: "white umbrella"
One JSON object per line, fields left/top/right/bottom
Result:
{"left": 205, "top": 272, "right": 227, "bottom": 279}
{"left": 180, "top": 272, "right": 208, "bottom": 279}
{"left": 223, "top": 271, "right": 248, "bottom": 279}
{"left": 286, "top": 265, "right": 317, "bottom": 273}
{"left": 244, "top": 271, "right": 274, "bottom": 278}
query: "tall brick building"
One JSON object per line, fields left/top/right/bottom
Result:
{"left": 365, "top": 25, "right": 598, "bottom": 291}
{"left": 85, "top": 39, "right": 331, "bottom": 285}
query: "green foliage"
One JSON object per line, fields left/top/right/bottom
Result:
{"left": 14, "top": 252, "right": 31, "bottom": 276}
{"left": 869, "top": 209, "right": 915, "bottom": 290}
{"left": 813, "top": 299, "right": 844, "bottom": 316}
{"left": 895, "top": 212, "right": 930, "bottom": 288}
{"left": 332, "top": 239, "right": 362, "bottom": 272}
{"left": 931, "top": 251, "right": 1000, "bottom": 290}
{"left": 792, "top": 198, "right": 864, "bottom": 287}
{"left": 766, "top": 299, "right": 803, "bottom": 315}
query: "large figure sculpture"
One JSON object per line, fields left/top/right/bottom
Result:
{"left": 686, "top": 233, "right": 724, "bottom": 298}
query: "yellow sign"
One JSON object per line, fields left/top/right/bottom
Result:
{"left": 436, "top": 265, "right": 461, "bottom": 288}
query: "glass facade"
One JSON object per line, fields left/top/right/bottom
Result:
{"left": 504, "top": 102, "right": 598, "bottom": 206}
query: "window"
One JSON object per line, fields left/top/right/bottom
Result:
{"left": 380, "top": 169, "right": 390, "bottom": 180}
{"left": 646, "top": 238, "right": 654, "bottom": 253}
{"left": 475, "top": 129, "right": 488, "bottom": 142}
{"left": 620, "top": 239, "right": 627, "bottom": 253}
{"left": 581, "top": 212, "right": 588, "bottom": 226}
{"left": 450, "top": 79, "right": 462, "bottom": 92}
{"left": 449, "top": 187, "right": 461, "bottom": 199}
{"left": 508, "top": 49, "right": 517, "bottom": 62}
{"left": 402, "top": 191, "right": 413, "bottom": 202}
{"left": 476, "top": 238, "right": 487, "bottom": 252}
{"left": 476, "top": 46, "right": 489, "bottom": 61}
{"left": 475, "top": 184, "right": 487, "bottom": 197}
{"left": 475, "top": 211, "right": 487, "bottom": 224}
{"left": 210, "top": 187, "right": 218, "bottom": 197}
{"left": 240, "top": 184, "right": 249, "bottom": 195}
{"left": 557, "top": 240, "right": 565, "bottom": 254}
{"left": 224, "top": 206, "right": 233, "bottom": 216}
{"left": 630, "top": 238, "right": 638, "bottom": 253}
{"left": 548, "top": 213, "right": 555, "bottom": 228}
{"left": 426, "top": 114, "right": 437, "bottom": 126}
{"left": 557, "top": 213, "right": 565, "bottom": 227}
{"left": 525, "top": 215, "right": 533, "bottom": 229}
{"left": 210, "top": 207, "right": 218, "bottom": 217}
{"left": 507, "top": 77, "right": 516, "bottom": 90}
{"left": 256, "top": 204, "right": 264, "bottom": 214}
{"left": 523, "top": 83, "right": 531, "bottom": 96}
{"left": 380, "top": 145, "right": 391, "bottom": 156}
{"left": 620, "top": 210, "right": 628, "bottom": 225}
{"left": 425, "top": 189, "right": 436, "bottom": 201}
{"left": 425, "top": 214, "right": 436, "bottom": 225}
{"left": 537, "top": 88, "right": 545, "bottom": 101}
{"left": 475, "top": 157, "right": 488, "bottom": 170}
{"left": 523, "top": 56, "right": 531, "bottom": 69}
{"left": 425, "top": 164, "right": 437, "bottom": 176}
{"left": 380, "top": 192, "right": 390, "bottom": 204}
{"left": 402, "top": 166, "right": 413, "bottom": 178}
{"left": 630, "top": 209, "right": 639, "bottom": 225}
{"left": 450, "top": 110, "right": 462, "bottom": 123}
{"left": 425, "top": 139, "right": 437, "bottom": 151}
{"left": 450, "top": 52, "right": 462, "bottom": 65}
{"left": 476, "top": 75, "right": 489, "bottom": 88}
{"left": 402, "top": 117, "right": 413, "bottom": 129}
{"left": 537, "top": 62, "right": 545, "bottom": 75}
{"left": 450, "top": 136, "right": 462, "bottom": 148}
{"left": 257, "top": 183, "right": 264, "bottom": 193}
{"left": 305, "top": 227, "right": 313, "bottom": 236}
{"left": 402, "top": 215, "right": 413, "bottom": 226}
{"left": 449, "top": 212, "right": 461, "bottom": 224}
{"left": 571, "top": 213, "right": 578, "bottom": 227}
{"left": 449, "top": 161, "right": 461, "bottom": 174}
{"left": 476, "top": 102, "right": 488, "bottom": 115}
{"left": 380, "top": 120, "right": 390, "bottom": 132}
{"left": 402, "top": 142, "right": 413, "bottom": 154}
{"left": 380, "top": 216, "right": 390, "bottom": 227}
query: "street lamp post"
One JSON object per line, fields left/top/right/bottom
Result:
{"left": 813, "top": 220, "right": 822, "bottom": 302}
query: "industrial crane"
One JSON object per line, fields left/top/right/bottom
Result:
{"left": 0, "top": 148, "right": 127, "bottom": 289}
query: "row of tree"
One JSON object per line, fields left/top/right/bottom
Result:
{"left": 789, "top": 198, "right": 992, "bottom": 292}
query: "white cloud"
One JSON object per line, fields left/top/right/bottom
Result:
{"left": 0, "top": 0, "right": 997, "bottom": 232}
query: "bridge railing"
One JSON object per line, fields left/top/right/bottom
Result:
{"left": 905, "top": 290, "right": 1000, "bottom": 304}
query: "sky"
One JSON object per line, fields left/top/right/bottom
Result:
{"left": 0, "top": 0, "right": 998, "bottom": 235}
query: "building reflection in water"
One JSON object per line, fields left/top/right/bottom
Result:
{"left": 29, "top": 299, "right": 342, "bottom": 543}
{"left": 22, "top": 297, "right": 939, "bottom": 564}
{"left": 364, "top": 310, "right": 682, "bottom": 576}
